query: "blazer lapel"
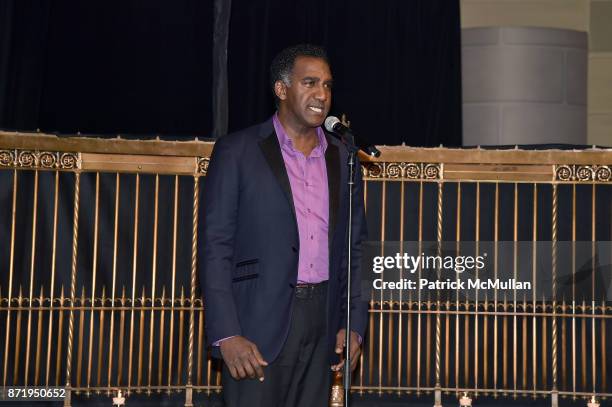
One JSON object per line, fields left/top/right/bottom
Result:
{"left": 258, "top": 131, "right": 298, "bottom": 224}
{"left": 325, "top": 138, "right": 340, "bottom": 249}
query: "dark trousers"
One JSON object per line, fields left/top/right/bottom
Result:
{"left": 222, "top": 282, "right": 330, "bottom": 407}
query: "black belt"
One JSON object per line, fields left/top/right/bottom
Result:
{"left": 294, "top": 281, "right": 328, "bottom": 299}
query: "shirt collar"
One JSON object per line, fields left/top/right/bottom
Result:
{"left": 273, "top": 112, "right": 327, "bottom": 157}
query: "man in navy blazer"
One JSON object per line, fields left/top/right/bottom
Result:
{"left": 201, "top": 44, "right": 367, "bottom": 407}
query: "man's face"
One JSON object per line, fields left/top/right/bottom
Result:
{"left": 276, "top": 56, "right": 332, "bottom": 129}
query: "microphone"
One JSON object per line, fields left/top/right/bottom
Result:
{"left": 324, "top": 116, "right": 381, "bottom": 158}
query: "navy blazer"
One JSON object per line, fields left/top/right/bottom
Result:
{"left": 201, "top": 118, "right": 368, "bottom": 363}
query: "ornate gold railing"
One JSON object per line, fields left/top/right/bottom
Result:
{"left": 0, "top": 130, "right": 610, "bottom": 406}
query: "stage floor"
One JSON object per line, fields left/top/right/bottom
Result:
{"left": 0, "top": 393, "right": 594, "bottom": 406}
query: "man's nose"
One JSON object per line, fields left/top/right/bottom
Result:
{"left": 314, "top": 85, "right": 329, "bottom": 100}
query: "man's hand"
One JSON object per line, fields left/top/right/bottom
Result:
{"left": 331, "top": 329, "right": 361, "bottom": 372}
{"left": 220, "top": 336, "right": 268, "bottom": 381}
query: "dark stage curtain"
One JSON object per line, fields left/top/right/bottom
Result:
{"left": 226, "top": 0, "right": 462, "bottom": 146}
{"left": 0, "top": 0, "right": 51, "bottom": 131}
{"left": 0, "top": 0, "right": 461, "bottom": 146}
{"left": 0, "top": 0, "right": 213, "bottom": 138}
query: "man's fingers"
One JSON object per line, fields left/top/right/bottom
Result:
{"left": 335, "top": 330, "right": 345, "bottom": 353}
{"left": 229, "top": 365, "right": 239, "bottom": 380}
{"left": 228, "top": 357, "right": 264, "bottom": 381}
{"left": 235, "top": 363, "right": 248, "bottom": 379}
{"left": 241, "top": 357, "right": 257, "bottom": 379}
{"left": 249, "top": 354, "right": 265, "bottom": 380}
{"left": 243, "top": 352, "right": 264, "bottom": 380}
{"left": 246, "top": 344, "right": 266, "bottom": 381}
{"left": 331, "top": 332, "right": 362, "bottom": 372}
{"left": 350, "top": 345, "right": 361, "bottom": 371}
{"left": 350, "top": 341, "right": 361, "bottom": 359}
{"left": 250, "top": 344, "right": 268, "bottom": 367}
{"left": 220, "top": 336, "right": 269, "bottom": 381}
{"left": 331, "top": 352, "right": 361, "bottom": 372}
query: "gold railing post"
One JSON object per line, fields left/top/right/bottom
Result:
{"left": 397, "top": 179, "right": 405, "bottom": 390}
{"left": 590, "top": 184, "right": 597, "bottom": 398}
{"left": 2, "top": 169, "right": 18, "bottom": 388}
{"left": 434, "top": 179, "right": 443, "bottom": 407}
{"left": 532, "top": 184, "right": 538, "bottom": 397}
{"left": 128, "top": 173, "right": 141, "bottom": 395}
{"left": 107, "top": 173, "right": 120, "bottom": 391}
{"left": 86, "top": 172, "right": 100, "bottom": 393}
{"left": 513, "top": 183, "right": 518, "bottom": 396}
{"left": 185, "top": 174, "right": 200, "bottom": 407}
{"left": 474, "top": 182, "right": 480, "bottom": 396}
{"left": 147, "top": 175, "right": 160, "bottom": 392}
{"left": 455, "top": 182, "right": 462, "bottom": 394}
{"left": 417, "top": 181, "right": 423, "bottom": 394}
{"left": 571, "top": 184, "right": 577, "bottom": 399}
{"left": 168, "top": 175, "right": 180, "bottom": 391}
{"left": 378, "top": 180, "right": 386, "bottom": 394}
{"left": 493, "top": 182, "right": 499, "bottom": 396}
{"left": 25, "top": 170, "right": 39, "bottom": 385}
{"left": 551, "top": 184, "right": 559, "bottom": 407}
{"left": 46, "top": 171, "right": 60, "bottom": 387}
{"left": 64, "top": 170, "right": 81, "bottom": 407}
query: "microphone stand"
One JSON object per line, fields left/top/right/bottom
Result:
{"left": 342, "top": 135, "right": 359, "bottom": 407}
{"left": 327, "top": 118, "right": 379, "bottom": 407}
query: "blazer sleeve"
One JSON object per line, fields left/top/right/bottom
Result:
{"left": 340, "top": 154, "right": 369, "bottom": 339}
{"left": 201, "top": 135, "right": 242, "bottom": 345}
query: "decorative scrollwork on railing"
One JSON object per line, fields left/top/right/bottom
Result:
{"left": 59, "top": 152, "right": 79, "bottom": 169}
{"left": 555, "top": 165, "right": 611, "bottom": 182}
{"left": 197, "top": 157, "right": 210, "bottom": 175}
{"left": 39, "top": 151, "right": 57, "bottom": 168}
{"left": 361, "top": 162, "right": 441, "bottom": 180}
{"left": 0, "top": 149, "right": 80, "bottom": 170}
{"left": 594, "top": 165, "right": 612, "bottom": 181}
{"left": 17, "top": 150, "right": 36, "bottom": 167}
{"left": 0, "top": 149, "right": 15, "bottom": 166}
{"left": 555, "top": 165, "right": 572, "bottom": 181}
{"left": 363, "top": 162, "right": 383, "bottom": 178}
{"left": 423, "top": 164, "right": 441, "bottom": 179}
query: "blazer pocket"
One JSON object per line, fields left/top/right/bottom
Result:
{"left": 232, "top": 259, "right": 259, "bottom": 283}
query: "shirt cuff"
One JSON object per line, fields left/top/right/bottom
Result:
{"left": 212, "top": 335, "right": 238, "bottom": 346}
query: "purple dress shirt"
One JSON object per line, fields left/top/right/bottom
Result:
{"left": 273, "top": 113, "right": 329, "bottom": 284}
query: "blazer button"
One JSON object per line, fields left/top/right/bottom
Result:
{"left": 291, "top": 246, "right": 298, "bottom": 253}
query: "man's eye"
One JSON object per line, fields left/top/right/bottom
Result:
{"left": 304, "top": 80, "right": 314, "bottom": 87}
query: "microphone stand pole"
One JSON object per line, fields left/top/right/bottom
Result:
{"left": 343, "top": 136, "right": 359, "bottom": 407}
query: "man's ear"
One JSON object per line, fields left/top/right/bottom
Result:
{"left": 274, "top": 80, "right": 287, "bottom": 101}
